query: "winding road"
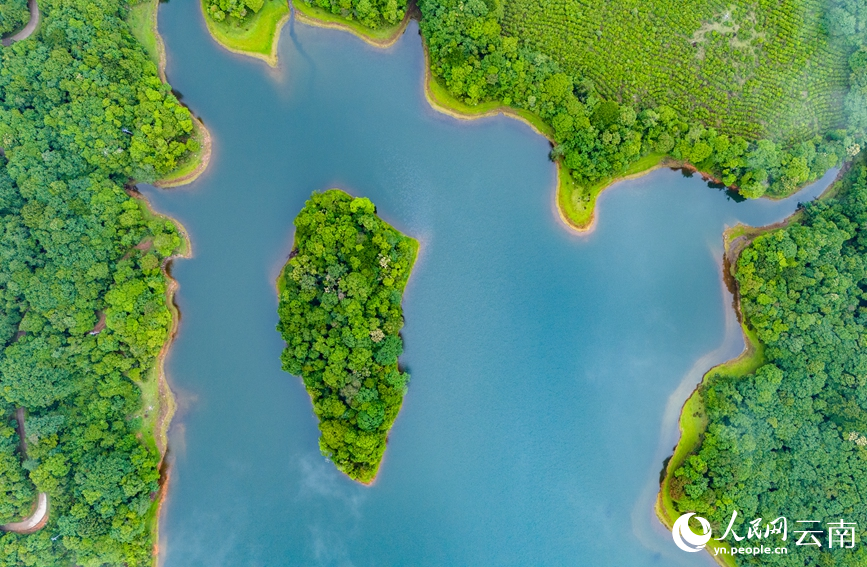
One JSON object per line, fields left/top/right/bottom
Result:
{"left": 1, "top": 0, "right": 39, "bottom": 46}
{"left": 1, "top": 1, "right": 49, "bottom": 533}
{"left": 0, "top": 409, "right": 49, "bottom": 534}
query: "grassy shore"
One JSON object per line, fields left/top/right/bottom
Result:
{"left": 293, "top": 0, "right": 409, "bottom": 47}
{"left": 125, "top": 190, "right": 191, "bottom": 558}
{"left": 201, "top": 0, "right": 290, "bottom": 66}
{"left": 557, "top": 152, "right": 668, "bottom": 231}
{"left": 421, "top": 52, "right": 678, "bottom": 233}
{"left": 654, "top": 217, "right": 782, "bottom": 566}
{"left": 125, "top": 0, "right": 213, "bottom": 187}
{"left": 127, "top": 0, "right": 165, "bottom": 75}
{"left": 654, "top": 320, "right": 761, "bottom": 567}
{"left": 124, "top": 1, "right": 210, "bottom": 558}
{"left": 154, "top": 117, "right": 213, "bottom": 188}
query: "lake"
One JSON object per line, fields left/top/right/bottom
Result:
{"left": 142, "top": 3, "right": 835, "bottom": 565}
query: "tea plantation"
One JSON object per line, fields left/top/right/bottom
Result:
{"left": 503, "top": 0, "right": 851, "bottom": 142}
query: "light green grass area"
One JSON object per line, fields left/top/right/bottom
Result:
{"left": 202, "top": 0, "right": 289, "bottom": 65}
{"left": 657, "top": 387, "right": 738, "bottom": 567}
{"left": 293, "top": 0, "right": 406, "bottom": 45}
{"left": 656, "top": 329, "right": 763, "bottom": 567}
{"left": 126, "top": 0, "right": 162, "bottom": 68}
{"left": 503, "top": 0, "right": 851, "bottom": 142}
{"left": 559, "top": 152, "right": 667, "bottom": 229}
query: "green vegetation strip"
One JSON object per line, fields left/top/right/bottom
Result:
{"left": 126, "top": 0, "right": 163, "bottom": 69}
{"left": 293, "top": 0, "right": 407, "bottom": 47}
{"left": 277, "top": 190, "right": 417, "bottom": 484}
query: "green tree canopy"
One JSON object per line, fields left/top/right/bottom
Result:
{"left": 277, "top": 190, "right": 417, "bottom": 484}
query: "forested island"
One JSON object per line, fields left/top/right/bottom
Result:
{"left": 0, "top": 0, "right": 204, "bottom": 563}
{"left": 277, "top": 190, "right": 417, "bottom": 484}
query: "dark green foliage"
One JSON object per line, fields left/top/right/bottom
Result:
{"left": 0, "top": 0, "right": 28, "bottom": 36}
{"left": 671, "top": 164, "right": 867, "bottom": 565}
{"left": 0, "top": 0, "right": 196, "bottom": 563}
{"left": 277, "top": 190, "right": 417, "bottom": 483}
{"left": 418, "top": 0, "right": 866, "bottom": 199}
{"left": 302, "top": 0, "right": 405, "bottom": 29}
{"left": 205, "top": 0, "right": 264, "bottom": 23}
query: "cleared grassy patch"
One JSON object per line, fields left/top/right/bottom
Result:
{"left": 126, "top": 0, "right": 162, "bottom": 68}
{"left": 202, "top": 0, "right": 289, "bottom": 66}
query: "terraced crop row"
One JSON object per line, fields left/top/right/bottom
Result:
{"left": 503, "top": 0, "right": 851, "bottom": 142}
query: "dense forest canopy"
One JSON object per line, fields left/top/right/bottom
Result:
{"left": 298, "top": 0, "right": 406, "bottom": 29}
{"left": 0, "top": 0, "right": 29, "bottom": 36}
{"left": 418, "top": 0, "right": 866, "bottom": 201}
{"left": 671, "top": 163, "right": 867, "bottom": 565}
{"left": 0, "top": 0, "right": 195, "bottom": 563}
{"left": 277, "top": 190, "right": 417, "bottom": 483}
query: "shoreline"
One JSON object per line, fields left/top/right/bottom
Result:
{"left": 200, "top": 0, "right": 290, "bottom": 67}
{"left": 554, "top": 159, "right": 670, "bottom": 235}
{"left": 293, "top": 0, "right": 410, "bottom": 48}
{"left": 126, "top": 186, "right": 191, "bottom": 563}
{"left": 129, "top": 0, "right": 213, "bottom": 188}
{"left": 419, "top": 44, "right": 686, "bottom": 235}
{"left": 654, "top": 169, "right": 846, "bottom": 567}
{"left": 420, "top": 46, "right": 553, "bottom": 138}
{"left": 153, "top": 116, "right": 213, "bottom": 188}
{"left": 128, "top": 1, "right": 208, "bottom": 560}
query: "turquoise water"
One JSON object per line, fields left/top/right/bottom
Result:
{"left": 143, "top": 4, "right": 835, "bottom": 565}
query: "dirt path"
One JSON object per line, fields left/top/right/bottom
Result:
{"left": 1, "top": 0, "right": 39, "bottom": 46}
{"left": 1, "top": 492, "right": 48, "bottom": 534}
{"left": 0, "top": 409, "right": 49, "bottom": 534}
